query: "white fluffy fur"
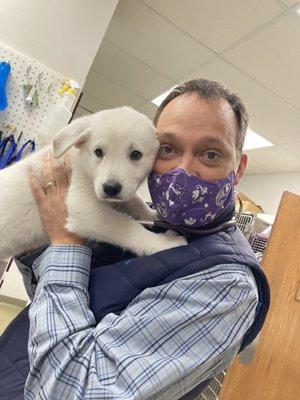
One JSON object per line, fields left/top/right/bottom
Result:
{"left": 0, "top": 106, "right": 187, "bottom": 259}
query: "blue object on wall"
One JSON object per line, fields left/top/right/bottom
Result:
{"left": 0, "top": 135, "right": 16, "bottom": 169}
{"left": 7, "top": 139, "right": 36, "bottom": 165}
{"left": 0, "top": 62, "right": 11, "bottom": 111}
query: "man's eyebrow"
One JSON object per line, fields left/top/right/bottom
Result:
{"left": 199, "top": 136, "right": 228, "bottom": 147}
{"left": 159, "top": 132, "right": 177, "bottom": 141}
{"left": 195, "top": 136, "right": 233, "bottom": 154}
{"left": 159, "top": 132, "right": 231, "bottom": 151}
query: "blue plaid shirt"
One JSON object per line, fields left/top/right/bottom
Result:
{"left": 24, "top": 245, "right": 258, "bottom": 400}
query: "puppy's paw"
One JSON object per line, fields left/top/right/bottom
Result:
{"left": 137, "top": 232, "right": 187, "bottom": 256}
{"left": 147, "top": 209, "right": 160, "bottom": 221}
{"left": 164, "top": 229, "right": 181, "bottom": 237}
{"left": 159, "top": 232, "right": 187, "bottom": 249}
{"left": 137, "top": 207, "right": 160, "bottom": 221}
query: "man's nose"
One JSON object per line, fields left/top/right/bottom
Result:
{"left": 178, "top": 155, "right": 198, "bottom": 176}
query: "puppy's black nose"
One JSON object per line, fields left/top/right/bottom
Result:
{"left": 103, "top": 181, "right": 122, "bottom": 197}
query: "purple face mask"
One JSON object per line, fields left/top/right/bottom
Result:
{"left": 148, "top": 168, "right": 236, "bottom": 228}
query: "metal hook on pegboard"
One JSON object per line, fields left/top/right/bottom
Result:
{"left": 24, "top": 70, "right": 43, "bottom": 106}
{"left": 46, "top": 82, "right": 53, "bottom": 99}
{"left": 1, "top": 41, "right": 69, "bottom": 150}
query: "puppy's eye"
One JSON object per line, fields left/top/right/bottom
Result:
{"left": 130, "top": 150, "right": 142, "bottom": 160}
{"left": 95, "top": 148, "right": 103, "bottom": 158}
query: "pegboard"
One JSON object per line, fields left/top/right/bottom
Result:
{"left": 0, "top": 41, "right": 73, "bottom": 149}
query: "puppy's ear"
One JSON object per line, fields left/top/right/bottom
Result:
{"left": 52, "top": 116, "right": 92, "bottom": 159}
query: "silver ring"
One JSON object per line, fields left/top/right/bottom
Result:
{"left": 44, "top": 181, "right": 56, "bottom": 190}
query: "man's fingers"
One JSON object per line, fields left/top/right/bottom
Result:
{"left": 64, "top": 153, "right": 72, "bottom": 184}
{"left": 42, "top": 153, "right": 57, "bottom": 194}
{"left": 51, "top": 154, "right": 69, "bottom": 188}
{"left": 28, "top": 167, "right": 47, "bottom": 206}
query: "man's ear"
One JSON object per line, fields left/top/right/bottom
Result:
{"left": 52, "top": 116, "right": 92, "bottom": 159}
{"left": 234, "top": 153, "right": 248, "bottom": 185}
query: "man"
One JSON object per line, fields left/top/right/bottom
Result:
{"left": 0, "top": 79, "right": 270, "bottom": 400}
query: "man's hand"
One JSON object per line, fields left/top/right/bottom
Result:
{"left": 28, "top": 152, "right": 86, "bottom": 246}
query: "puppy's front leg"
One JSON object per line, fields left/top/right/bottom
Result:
{"left": 118, "top": 193, "right": 159, "bottom": 221}
{"left": 67, "top": 200, "right": 186, "bottom": 257}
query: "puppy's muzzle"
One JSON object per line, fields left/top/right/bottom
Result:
{"left": 103, "top": 181, "right": 122, "bottom": 198}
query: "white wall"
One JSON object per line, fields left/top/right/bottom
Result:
{"left": 237, "top": 171, "right": 300, "bottom": 214}
{"left": 0, "top": 0, "right": 118, "bottom": 86}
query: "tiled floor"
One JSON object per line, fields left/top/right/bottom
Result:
{"left": 0, "top": 301, "right": 24, "bottom": 334}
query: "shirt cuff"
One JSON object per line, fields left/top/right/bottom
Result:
{"left": 32, "top": 245, "right": 92, "bottom": 288}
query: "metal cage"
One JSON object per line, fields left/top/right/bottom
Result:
{"left": 248, "top": 234, "right": 269, "bottom": 262}
{"left": 236, "top": 212, "right": 256, "bottom": 238}
{"left": 197, "top": 371, "right": 226, "bottom": 400}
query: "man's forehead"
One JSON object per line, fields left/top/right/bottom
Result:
{"left": 161, "top": 93, "right": 235, "bottom": 121}
{"left": 157, "top": 93, "right": 237, "bottom": 145}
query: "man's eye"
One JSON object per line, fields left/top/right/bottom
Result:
{"left": 204, "top": 151, "right": 220, "bottom": 161}
{"left": 160, "top": 145, "right": 174, "bottom": 155}
{"left": 95, "top": 148, "right": 103, "bottom": 157}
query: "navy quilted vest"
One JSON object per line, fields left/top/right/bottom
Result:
{"left": 0, "top": 226, "right": 270, "bottom": 400}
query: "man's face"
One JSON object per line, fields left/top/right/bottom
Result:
{"left": 153, "top": 92, "right": 247, "bottom": 184}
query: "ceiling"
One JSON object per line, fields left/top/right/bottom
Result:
{"left": 75, "top": 0, "right": 300, "bottom": 175}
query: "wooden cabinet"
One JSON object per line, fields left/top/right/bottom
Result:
{"left": 220, "top": 191, "right": 300, "bottom": 400}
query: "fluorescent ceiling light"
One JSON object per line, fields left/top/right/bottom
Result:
{"left": 151, "top": 86, "right": 177, "bottom": 106}
{"left": 243, "top": 129, "right": 273, "bottom": 151}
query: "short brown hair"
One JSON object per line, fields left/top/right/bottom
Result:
{"left": 154, "top": 78, "right": 249, "bottom": 157}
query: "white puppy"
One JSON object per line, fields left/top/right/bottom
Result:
{"left": 0, "top": 106, "right": 187, "bottom": 259}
